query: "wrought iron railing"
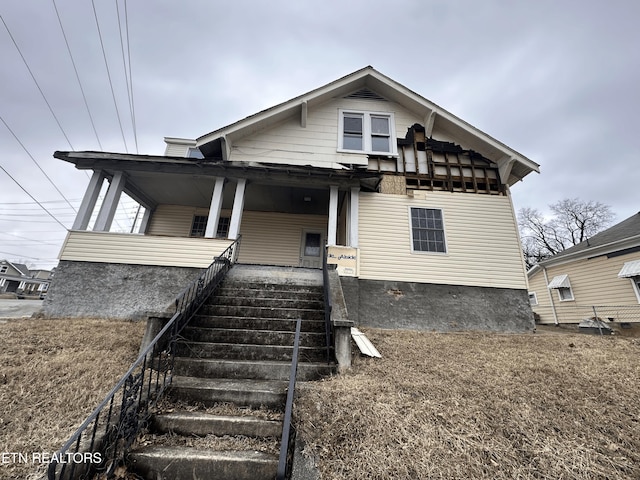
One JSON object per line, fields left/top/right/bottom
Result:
{"left": 47, "top": 238, "right": 241, "bottom": 480}
{"left": 322, "top": 247, "right": 333, "bottom": 363}
{"left": 276, "top": 318, "right": 302, "bottom": 480}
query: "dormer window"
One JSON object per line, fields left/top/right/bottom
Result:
{"left": 338, "top": 109, "right": 397, "bottom": 155}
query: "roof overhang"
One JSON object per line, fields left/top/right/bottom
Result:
{"left": 195, "top": 66, "right": 539, "bottom": 186}
{"left": 547, "top": 274, "right": 571, "bottom": 289}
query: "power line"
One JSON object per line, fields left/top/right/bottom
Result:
{"left": 0, "top": 14, "right": 74, "bottom": 150}
{"left": 91, "top": 0, "right": 129, "bottom": 153}
{"left": 124, "top": 0, "right": 138, "bottom": 153}
{"left": 0, "top": 114, "right": 77, "bottom": 213}
{"left": 51, "top": 0, "right": 103, "bottom": 150}
{"left": 116, "top": 0, "right": 138, "bottom": 153}
{"left": 0, "top": 165, "right": 68, "bottom": 230}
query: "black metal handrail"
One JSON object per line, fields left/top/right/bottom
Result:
{"left": 276, "top": 318, "right": 302, "bottom": 480}
{"left": 322, "top": 247, "right": 333, "bottom": 363}
{"left": 47, "top": 238, "right": 241, "bottom": 480}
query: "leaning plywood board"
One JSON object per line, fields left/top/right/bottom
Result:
{"left": 351, "top": 327, "right": 382, "bottom": 358}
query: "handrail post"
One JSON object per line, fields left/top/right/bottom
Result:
{"left": 277, "top": 318, "right": 302, "bottom": 480}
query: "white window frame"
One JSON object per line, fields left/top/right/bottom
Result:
{"left": 408, "top": 206, "right": 448, "bottom": 255}
{"left": 0, "top": 265, "right": 7, "bottom": 274}
{"left": 557, "top": 286, "right": 574, "bottom": 302}
{"left": 630, "top": 276, "right": 640, "bottom": 304}
{"left": 528, "top": 292, "right": 538, "bottom": 306}
{"left": 338, "top": 109, "right": 397, "bottom": 156}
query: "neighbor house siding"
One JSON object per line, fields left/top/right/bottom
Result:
{"left": 530, "top": 253, "right": 640, "bottom": 323}
{"left": 229, "top": 97, "right": 423, "bottom": 168}
{"left": 358, "top": 190, "right": 527, "bottom": 289}
{"left": 237, "top": 211, "right": 327, "bottom": 266}
{"left": 59, "top": 231, "right": 233, "bottom": 268}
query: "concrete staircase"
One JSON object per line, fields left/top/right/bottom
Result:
{"left": 128, "top": 266, "right": 334, "bottom": 480}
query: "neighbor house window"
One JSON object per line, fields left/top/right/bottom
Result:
{"left": 557, "top": 287, "right": 574, "bottom": 301}
{"left": 409, "top": 207, "right": 446, "bottom": 253}
{"left": 528, "top": 292, "right": 538, "bottom": 306}
{"left": 0, "top": 266, "right": 7, "bottom": 274}
{"left": 338, "top": 110, "right": 396, "bottom": 155}
{"left": 547, "top": 274, "right": 574, "bottom": 302}
{"left": 631, "top": 276, "right": 640, "bottom": 303}
{"left": 190, "top": 215, "right": 230, "bottom": 238}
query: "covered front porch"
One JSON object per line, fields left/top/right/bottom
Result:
{"left": 55, "top": 152, "right": 377, "bottom": 273}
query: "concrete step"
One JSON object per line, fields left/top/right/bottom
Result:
{"left": 169, "top": 376, "right": 287, "bottom": 409}
{"left": 201, "top": 304, "right": 324, "bottom": 320}
{"left": 151, "top": 411, "right": 282, "bottom": 437}
{"left": 212, "top": 295, "right": 324, "bottom": 310}
{"left": 128, "top": 446, "right": 277, "bottom": 480}
{"left": 181, "top": 326, "right": 327, "bottom": 347}
{"left": 176, "top": 341, "right": 331, "bottom": 362}
{"left": 173, "top": 357, "right": 335, "bottom": 381}
{"left": 191, "top": 314, "right": 326, "bottom": 333}
{"left": 215, "top": 287, "right": 323, "bottom": 301}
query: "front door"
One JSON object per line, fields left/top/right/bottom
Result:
{"left": 300, "top": 230, "right": 323, "bottom": 268}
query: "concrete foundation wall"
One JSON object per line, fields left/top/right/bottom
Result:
{"left": 43, "top": 260, "right": 203, "bottom": 320}
{"left": 340, "top": 277, "right": 535, "bottom": 332}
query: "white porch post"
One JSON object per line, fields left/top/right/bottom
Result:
{"left": 72, "top": 170, "right": 104, "bottom": 230}
{"left": 205, "top": 177, "right": 225, "bottom": 238}
{"left": 327, "top": 185, "right": 339, "bottom": 246}
{"left": 349, "top": 186, "right": 360, "bottom": 247}
{"left": 138, "top": 208, "right": 152, "bottom": 234}
{"left": 228, "top": 178, "right": 247, "bottom": 240}
{"left": 94, "top": 171, "right": 126, "bottom": 232}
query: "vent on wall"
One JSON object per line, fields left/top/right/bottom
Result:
{"left": 344, "top": 88, "right": 387, "bottom": 101}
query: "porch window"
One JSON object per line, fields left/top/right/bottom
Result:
{"left": 338, "top": 110, "right": 396, "bottom": 155}
{"left": 409, "top": 207, "right": 447, "bottom": 253}
{"left": 190, "top": 215, "right": 230, "bottom": 238}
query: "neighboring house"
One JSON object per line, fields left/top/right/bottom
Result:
{"left": 46, "top": 66, "right": 539, "bottom": 331}
{"left": 0, "top": 260, "right": 52, "bottom": 296}
{"left": 528, "top": 212, "right": 640, "bottom": 324}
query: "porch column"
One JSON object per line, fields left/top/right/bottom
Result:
{"left": 228, "top": 178, "right": 247, "bottom": 240}
{"left": 72, "top": 170, "right": 104, "bottom": 230}
{"left": 94, "top": 171, "right": 126, "bottom": 232}
{"left": 349, "top": 186, "right": 360, "bottom": 247}
{"left": 205, "top": 176, "right": 225, "bottom": 238}
{"left": 138, "top": 208, "right": 152, "bottom": 234}
{"left": 327, "top": 185, "right": 339, "bottom": 246}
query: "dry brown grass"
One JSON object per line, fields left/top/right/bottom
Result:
{"left": 0, "top": 318, "right": 144, "bottom": 480}
{"left": 295, "top": 329, "right": 640, "bottom": 480}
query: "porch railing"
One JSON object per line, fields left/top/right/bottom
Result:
{"left": 47, "top": 237, "right": 241, "bottom": 480}
{"left": 322, "top": 247, "right": 333, "bottom": 363}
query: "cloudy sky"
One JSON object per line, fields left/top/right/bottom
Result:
{"left": 1, "top": 0, "right": 638, "bottom": 269}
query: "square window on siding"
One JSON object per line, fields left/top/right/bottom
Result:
{"left": 557, "top": 287, "right": 574, "bottom": 301}
{"left": 410, "top": 207, "right": 446, "bottom": 253}
{"left": 190, "top": 215, "right": 208, "bottom": 237}
{"left": 529, "top": 292, "right": 538, "bottom": 306}
{"left": 338, "top": 110, "right": 396, "bottom": 155}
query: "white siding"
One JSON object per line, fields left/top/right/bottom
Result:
{"left": 358, "top": 191, "right": 528, "bottom": 289}
{"left": 238, "top": 211, "right": 327, "bottom": 266}
{"left": 59, "top": 231, "right": 233, "bottom": 268}
{"left": 165, "top": 143, "right": 190, "bottom": 157}
{"left": 229, "top": 98, "right": 423, "bottom": 168}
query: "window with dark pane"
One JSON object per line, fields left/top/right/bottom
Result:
{"left": 343, "top": 114, "right": 363, "bottom": 150}
{"left": 216, "top": 217, "right": 230, "bottom": 238}
{"left": 410, "top": 208, "right": 446, "bottom": 253}
{"left": 370, "top": 115, "right": 390, "bottom": 152}
{"left": 190, "top": 215, "right": 208, "bottom": 237}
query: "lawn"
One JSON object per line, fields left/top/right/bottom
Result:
{"left": 0, "top": 318, "right": 145, "bottom": 480}
{"left": 295, "top": 327, "right": 640, "bottom": 480}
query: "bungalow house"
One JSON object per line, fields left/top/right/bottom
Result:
{"left": 528, "top": 212, "right": 640, "bottom": 325}
{"left": 0, "top": 259, "right": 51, "bottom": 297}
{"left": 45, "top": 67, "right": 539, "bottom": 331}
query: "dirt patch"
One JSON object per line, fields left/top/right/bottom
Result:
{"left": 0, "top": 317, "right": 145, "bottom": 480}
{"left": 295, "top": 329, "right": 640, "bottom": 479}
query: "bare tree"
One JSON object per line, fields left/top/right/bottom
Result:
{"left": 518, "top": 198, "right": 615, "bottom": 269}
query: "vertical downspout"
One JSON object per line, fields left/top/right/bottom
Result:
{"left": 542, "top": 266, "right": 559, "bottom": 325}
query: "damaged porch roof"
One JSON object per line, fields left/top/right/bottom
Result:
{"left": 195, "top": 66, "right": 540, "bottom": 185}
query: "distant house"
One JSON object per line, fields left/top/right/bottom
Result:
{"left": 0, "top": 260, "right": 51, "bottom": 296}
{"left": 528, "top": 212, "right": 640, "bottom": 324}
{"left": 47, "top": 66, "right": 539, "bottom": 331}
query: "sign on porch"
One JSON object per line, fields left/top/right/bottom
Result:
{"left": 326, "top": 246, "right": 358, "bottom": 277}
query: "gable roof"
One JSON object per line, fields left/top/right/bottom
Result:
{"left": 195, "top": 66, "right": 539, "bottom": 186}
{"left": 531, "top": 212, "right": 640, "bottom": 271}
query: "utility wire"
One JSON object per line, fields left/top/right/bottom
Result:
{"left": 0, "top": 114, "right": 77, "bottom": 213}
{"left": 0, "top": 165, "right": 68, "bottom": 230}
{"left": 0, "top": 14, "right": 74, "bottom": 150}
{"left": 51, "top": 0, "right": 103, "bottom": 150}
{"left": 91, "top": 0, "right": 129, "bottom": 153}
{"left": 124, "top": 0, "right": 138, "bottom": 153}
{"left": 116, "top": 0, "right": 138, "bottom": 153}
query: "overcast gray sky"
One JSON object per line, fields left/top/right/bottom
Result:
{"left": 1, "top": 0, "right": 638, "bottom": 269}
